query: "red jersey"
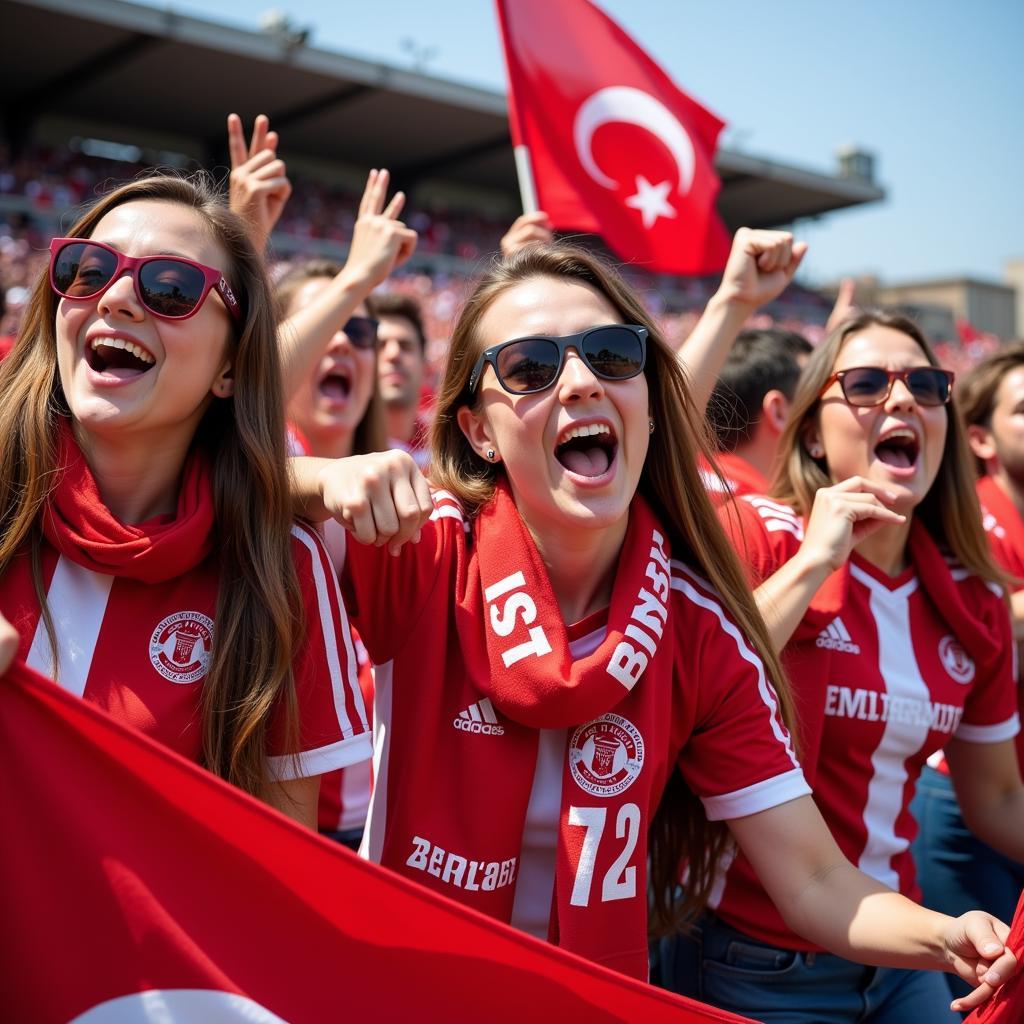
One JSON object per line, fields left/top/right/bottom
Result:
{"left": 698, "top": 452, "right": 769, "bottom": 504}
{"left": 0, "top": 523, "right": 371, "bottom": 780}
{"left": 713, "top": 496, "right": 1019, "bottom": 948}
{"left": 336, "top": 489, "right": 809, "bottom": 969}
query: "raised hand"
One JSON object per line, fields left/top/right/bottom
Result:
{"left": 826, "top": 277, "right": 860, "bottom": 333}
{"left": 227, "top": 112, "right": 292, "bottom": 252}
{"left": 715, "top": 227, "right": 809, "bottom": 312}
{"left": 343, "top": 168, "right": 418, "bottom": 290}
{"left": 500, "top": 211, "right": 554, "bottom": 256}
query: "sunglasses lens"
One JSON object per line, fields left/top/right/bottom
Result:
{"left": 841, "top": 368, "right": 891, "bottom": 405}
{"left": 583, "top": 326, "right": 645, "bottom": 380}
{"left": 53, "top": 242, "right": 117, "bottom": 298}
{"left": 344, "top": 316, "right": 378, "bottom": 349}
{"left": 137, "top": 259, "right": 208, "bottom": 318}
{"left": 907, "top": 368, "right": 951, "bottom": 406}
{"left": 496, "top": 338, "right": 561, "bottom": 393}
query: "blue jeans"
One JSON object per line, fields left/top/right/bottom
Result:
{"left": 911, "top": 764, "right": 1024, "bottom": 1003}
{"left": 654, "top": 912, "right": 960, "bottom": 1024}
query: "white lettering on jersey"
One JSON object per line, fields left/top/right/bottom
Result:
{"left": 484, "top": 571, "right": 553, "bottom": 667}
{"left": 405, "top": 835, "right": 517, "bottom": 893}
{"left": 607, "top": 529, "right": 670, "bottom": 690}
{"left": 825, "top": 685, "right": 964, "bottom": 734}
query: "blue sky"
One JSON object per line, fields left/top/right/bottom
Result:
{"left": 143, "top": 0, "right": 1023, "bottom": 286}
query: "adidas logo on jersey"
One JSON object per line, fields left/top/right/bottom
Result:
{"left": 453, "top": 697, "right": 505, "bottom": 736}
{"left": 816, "top": 617, "right": 861, "bottom": 654}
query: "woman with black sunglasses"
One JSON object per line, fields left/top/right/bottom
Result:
{"left": 656, "top": 312, "right": 1024, "bottom": 1022}
{"left": 0, "top": 175, "right": 372, "bottom": 826}
{"left": 293, "top": 248, "right": 1015, "bottom": 1010}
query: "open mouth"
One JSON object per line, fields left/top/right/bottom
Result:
{"left": 554, "top": 422, "right": 618, "bottom": 478}
{"left": 874, "top": 427, "right": 920, "bottom": 470}
{"left": 86, "top": 337, "right": 155, "bottom": 377}
{"left": 318, "top": 367, "right": 352, "bottom": 402}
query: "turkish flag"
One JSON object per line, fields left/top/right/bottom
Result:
{"left": 0, "top": 661, "right": 755, "bottom": 1024}
{"left": 965, "top": 891, "right": 1024, "bottom": 1024}
{"left": 496, "top": 0, "right": 731, "bottom": 275}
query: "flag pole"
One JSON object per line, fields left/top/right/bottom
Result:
{"left": 513, "top": 144, "right": 539, "bottom": 215}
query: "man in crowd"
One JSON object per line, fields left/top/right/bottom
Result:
{"left": 374, "top": 293, "right": 430, "bottom": 465}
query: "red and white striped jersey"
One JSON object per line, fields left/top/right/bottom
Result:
{"left": 713, "top": 495, "right": 1020, "bottom": 948}
{"left": 0, "top": 523, "right": 371, "bottom": 781}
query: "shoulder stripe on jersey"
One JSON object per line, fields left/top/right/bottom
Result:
{"left": 745, "top": 496, "right": 799, "bottom": 519}
{"left": 950, "top": 563, "right": 1006, "bottom": 598}
{"left": 267, "top": 732, "right": 372, "bottom": 781}
{"left": 670, "top": 562, "right": 800, "bottom": 769}
{"left": 955, "top": 714, "right": 1021, "bottom": 745}
{"left": 763, "top": 518, "right": 805, "bottom": 539}
{"left": 290, "top": 524, "right": 368, "bottom": 739}
{"left": 429, "top": 505, "right": 467, "bottom": 523}
{"left": 701, "top": 767, "right": 810, "bottom": 821}
{"left": 26, "top": 557, "right": 113, "bottom": 695}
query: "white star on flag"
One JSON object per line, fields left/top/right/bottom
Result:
{"left": 624, "top": 175, "right": 676, "bottom": 229}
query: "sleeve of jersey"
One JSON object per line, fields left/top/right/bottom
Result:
{"left": 265, "top": 523, "right": 373, "bottom": 782}
{"left": 326, "top": 490, "right": 462, "bottom": 667}
{"left": 670, "top": 563, "right": 811, "bottom": 820}
{"left": 716, "top": 495, "right": 801, "bottom": 587}
{"left": 955, "top": 582, "right": 1021, "bottom": 746}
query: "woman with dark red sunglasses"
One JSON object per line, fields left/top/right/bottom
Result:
{"left": 656, "top": 312, "right": 1024, "bottom": 1022}
{"left": 292, "top": 246, "right": 1016, "bottom": 1008}
{"left": 0, "top": 174, "right": 371, "bottom": 825}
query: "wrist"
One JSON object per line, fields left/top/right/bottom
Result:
{"left": 706, "top": 287, "right": 756, "bottom": 318}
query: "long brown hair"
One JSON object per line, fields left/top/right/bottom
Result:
{"left": 429, "top": 242, "right": 797, "bottom": 934}
{"left": 0, "top": 174, "right": 301, "bottom": 797}
{"left": 273, "top": 259, "right": 387, "bottom": 457}
{"left": 771, "top": 311, "right": 1002, "bottom": 586}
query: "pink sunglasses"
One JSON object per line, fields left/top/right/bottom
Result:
{"left": 49, "top": 237, "right": 242, "bottom": 324}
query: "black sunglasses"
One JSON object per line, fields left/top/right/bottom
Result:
{"left": 344, "top": 315, "right": 379, "bottom": 350}
{"left": 821, "top": 366, "right": 954, "bottom": 408}
{"left": 468, "top": 324, "right": 648, "bottom": 396}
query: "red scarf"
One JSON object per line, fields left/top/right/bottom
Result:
{"left": 430, "top": 480, "right": 672, "bottom": 977}
{"left": 42, "top": 418, "right": 215, "bottom": 583}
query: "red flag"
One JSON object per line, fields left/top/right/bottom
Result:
{"left": 965, "top": 891, "right": 1024, "bottom": 1024}
{"left": 0, "top": 661, "right": 754, "bottom": 1024}
{"left": 496, "top": 0, "right": 731, "bottom": 274}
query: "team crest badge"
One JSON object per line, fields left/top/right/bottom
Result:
{"left": 149, "top": 611, "right": 215, "bottom": 684}
{"left": 938, "top": 635, "right": 975, "bottom": 684}
{"left": 569, "top": 713, "right": 644, "bottom": 798}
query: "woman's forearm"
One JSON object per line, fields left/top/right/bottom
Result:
{"left": 754, "top": 549, "right": 831, "bottom": 650}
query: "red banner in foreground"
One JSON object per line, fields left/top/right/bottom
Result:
{"left": 966, "top": 891, "right": 1024, "bottom": 1024}
{"left": 0, "top": 662, "right": 755, "bottom": 1024}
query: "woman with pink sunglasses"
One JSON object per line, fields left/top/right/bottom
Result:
{"left": 0, "top": 174, "right": 371, "bottom": 824}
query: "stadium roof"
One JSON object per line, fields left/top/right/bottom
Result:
{"left": 2, "top": 0, "right": 885, "bottom": 229}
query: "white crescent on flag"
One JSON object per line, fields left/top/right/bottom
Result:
{"left": 572, "top": 86, "right": 696, "bottom": 228}
{"left": 69, "top": 990, "right": 288, "bottom": 1023}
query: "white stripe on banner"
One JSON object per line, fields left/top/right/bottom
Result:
{"left": 26, "top": 556, "right": 113, "bottom": 697}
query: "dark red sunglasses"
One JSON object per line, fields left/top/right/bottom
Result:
{"left": 49, "top": 237, "right": 242, "bottom": 324}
